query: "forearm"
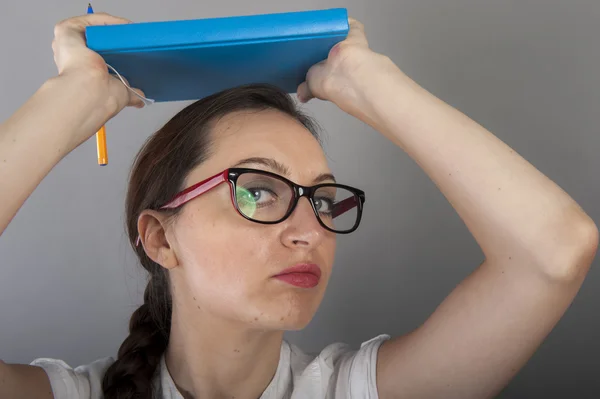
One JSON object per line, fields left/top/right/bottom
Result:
{"left": 355, "top": 57, "right": 597, "bottom": 278}
{"left": 0, "top": 74, "right": 107, "bottom": 235}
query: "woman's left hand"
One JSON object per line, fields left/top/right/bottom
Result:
{"left": 296, "top": 17, "right": 398, "bottom": 116}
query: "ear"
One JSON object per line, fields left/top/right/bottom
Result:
{"left": 137, "top": 210, "right": 179, "bottom": 270}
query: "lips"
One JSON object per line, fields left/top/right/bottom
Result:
{"left": 273, "top": 264, "right": 322, "bottom": 288}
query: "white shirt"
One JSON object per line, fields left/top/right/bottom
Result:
{"left": 31, "top": 335, "right": 389, "bottom": 399}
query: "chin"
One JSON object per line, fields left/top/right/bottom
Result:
{"left": 248, "top": 295, "right": 321, "bottom": 331}
{"left": 280, "top": 313, "right": 314, "bottom": 331}
{"left": 245, "top": 314, "right": 313, "bottom": 331}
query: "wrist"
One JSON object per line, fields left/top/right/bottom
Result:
{"left": 46, "top": 71, "right": 112, "bottom": 111}
{"left": 41, "top": 72, "right": 115, "bottom": 149}
{"left": 344, "top": 53, "right": 426, "bottom": 132}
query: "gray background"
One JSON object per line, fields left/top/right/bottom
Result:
{"left": 1, "top": 0, "right": 599, "bottom": 397}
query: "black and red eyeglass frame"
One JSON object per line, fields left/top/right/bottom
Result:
{"left": 136, "top": 167, "right": 366, "bottom": 246}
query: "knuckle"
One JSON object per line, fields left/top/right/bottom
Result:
{"left": 336, "top": 42, "right": 354, "bottom": 54}
{"left": 93, "top": 12, "right": 112, "bottom": 19}
{"left": 53, "top": 22, "right": 65, "bottom": 37}
{"left": 53, "top": 18, "right": 74, "bottom": 37}
{"left": 349, "top": 18, "right": 364, "bottom": 29}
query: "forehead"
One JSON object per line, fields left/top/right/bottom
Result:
{"left": 186, "top": 109, "right": 331, "bottom": 185}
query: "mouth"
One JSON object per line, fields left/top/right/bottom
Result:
{"left": 273, "top": 263, "right": 322, "bottom": 289}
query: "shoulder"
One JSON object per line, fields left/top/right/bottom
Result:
{"left": 284, "top": 334, "right": 390, "bottom": 398}
{"left": 30, "top": 356, "right": 115, "bottom": 399}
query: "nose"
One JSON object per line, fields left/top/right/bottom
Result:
{"left": 280, "top": 197, "right": 326, "bottom": 249}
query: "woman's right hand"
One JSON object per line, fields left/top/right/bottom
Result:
{"left": 51, "top": 12, "right": 146, "bottom": 140}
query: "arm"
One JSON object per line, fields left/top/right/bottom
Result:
{"left": 367, "top": 58, "right": 596, "bottom": 399}
{"left": 300, "top": 19, "right": 598, "bottom": 398}
{"left": 0, "top": 360, "right": 53, "bottom": 399}
{"left": 0, "top": 12, "right": 143, "bottom": 237}
{"left": 0, "top": 74, "right": 111, "bottom": 235}
{"left": 0, "top": 13, "right": 143, "bottom": 398}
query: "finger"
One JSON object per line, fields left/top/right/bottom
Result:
{"left": 345, "top": 17, "right": 369, "bottom": 46}
{"left": 54, "top": 14, "right": 132, "bottom": 46}
{"left": 296, "top": 81, "right": 313, "bottom": 103}
{"left": 300, "top": 59, "right": 328, "bottom": 102}
{"left": 57, "top": 13, "right": 132, "bottom": 30}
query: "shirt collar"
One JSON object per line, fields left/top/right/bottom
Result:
{"left": 157, "top": 340, "right": 292, "bottom": 399}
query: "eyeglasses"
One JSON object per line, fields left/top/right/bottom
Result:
{"left": 152, "top": 167, "right": 365, "bottom": 236}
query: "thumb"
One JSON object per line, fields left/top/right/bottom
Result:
{"left": 296, "top": 81, "right": 312, "bottom": 103}
{"left": 117, "top": 74, "right": 148, "bottom": 108}
{"left": 108, "top": 72, "right": 147, "bottom": 108}
{"left": 297, "top": 60, "right": 327, "bottom": 102}
{"left": 128, "top": 88, "right": 147, "bottom": 108}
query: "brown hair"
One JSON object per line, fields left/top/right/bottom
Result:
{"left": 101, "top": 84, "right": 321, "bottom": 399}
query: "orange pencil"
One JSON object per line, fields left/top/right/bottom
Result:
{"left": 88, "top": 2, "right": 108, "bottom": 166}
{"left": 96, "top": 125, "right": 108, "bottom": 165}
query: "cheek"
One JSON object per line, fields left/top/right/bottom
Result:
{"left": 173, "top": 202, "right": 272, "bottom": 297}
{"left": 320, "top": 235, "right": 337, "bottom": 274}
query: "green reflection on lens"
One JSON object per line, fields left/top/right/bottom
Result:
{"left": 236, "top": 186, "right": 257, "bottom": 218}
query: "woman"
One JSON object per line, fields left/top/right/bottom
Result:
{"left": 0, "top": 11, "right": 597, "bottom": 399}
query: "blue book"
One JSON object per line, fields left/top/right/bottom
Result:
{"left": 85, "top": 8, "right": 349, "bottom": 102}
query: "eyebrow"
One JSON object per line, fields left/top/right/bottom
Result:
{"left": 232, "top": 157, "right": 336, "bottom": 184}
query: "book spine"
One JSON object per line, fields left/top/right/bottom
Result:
{"left": 86, "top": 8, "right": 348, "bottom": 53}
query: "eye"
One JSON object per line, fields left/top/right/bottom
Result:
{"left": 314, "top": 196, "right": 334, "bottom": 214}
{"left": 252, "top": 187, "right": 277, "bottom": 203}
{"left": 237, "top": 186, "right": 278, "bottom": 206}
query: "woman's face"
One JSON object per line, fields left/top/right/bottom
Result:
{"left": 166, "top": 109, "right": 337, "bottom": 330}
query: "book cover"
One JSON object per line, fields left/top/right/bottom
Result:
{"left": 85, "top": 8, "right": 349, "bottom": 102}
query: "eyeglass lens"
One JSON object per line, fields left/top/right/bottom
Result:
{"left": 234, "top": 172, "right": 359, "bottom": 232}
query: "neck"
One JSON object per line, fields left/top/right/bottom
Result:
{"left": 165, "top": 306, "right": 284, "bottom": 399}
